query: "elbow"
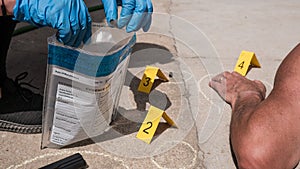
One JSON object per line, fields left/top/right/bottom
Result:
{"left": 236, "top": 147, "right": 269, "bottom": 169}
{"left": 231, "top": 128, "right": 275, "bottom": 169}
{"left": 234, "top": 138, "right": 297, "bottom": 169}
{"left": 235, "top": 143, "right": 270, "bottom": 169}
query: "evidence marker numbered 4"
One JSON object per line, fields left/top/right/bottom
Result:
{"left": 234, "top": 50, "right": 261, "bottom": 76}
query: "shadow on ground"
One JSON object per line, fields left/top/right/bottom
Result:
{"left": 64, "top": 42, "right": 175, "bottom": 148}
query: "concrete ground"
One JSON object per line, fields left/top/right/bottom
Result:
{"left": 1, "top": 0, "right": 300, "bottom": 168}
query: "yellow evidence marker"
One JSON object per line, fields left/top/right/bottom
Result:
{"left": 234, "top": 50, "right": 261, "bottom": 76}
{"left": 136, "top": 106, "right": 176, "bottom": 144}
{"left": 138, "top": 66, "right": 169, "bottom": 93}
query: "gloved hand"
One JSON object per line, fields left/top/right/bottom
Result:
{"left": 102, "top": 0, "right": 153, "bottom": 32}
{"left": 13, "top": 0, "right": 92, "bottom": 47}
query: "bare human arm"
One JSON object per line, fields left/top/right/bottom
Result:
{"left": 0, "top": 0, "right": 15, "bottom": 16}
{"left": 209, "top": 44, "right": 300, "bottom": 169}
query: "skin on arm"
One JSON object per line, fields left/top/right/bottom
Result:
{"left": 209, "top": 44, "right": 300, "bottom": 169}
{"left": 0, "top": 0, "right": 15, "bottom": 16}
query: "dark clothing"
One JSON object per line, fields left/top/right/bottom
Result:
{"left": 0, "top": 16, "right": 17, "bottom": 86}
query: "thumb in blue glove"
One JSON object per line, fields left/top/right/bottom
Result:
{"left": 13, "top": 0, "right": 92, "bottom": 47}
{"left": 102, "top": 0, "right": 153, "bottom": 33}
{"left": 118, "top": 0, "right": 153, "bottom": 32}
{"left": 102, "top": 0, "right": 118, "bottom": 27}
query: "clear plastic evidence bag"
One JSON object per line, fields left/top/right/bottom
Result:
{"left": 41, "top": 24, "right": 136, "bottom": 148}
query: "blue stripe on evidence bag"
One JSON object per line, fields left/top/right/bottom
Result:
{"left": 48, "top": 35, "right": 136, "bottom": 77}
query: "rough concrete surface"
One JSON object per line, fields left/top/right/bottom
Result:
{"left": 1, "top": 0, "right": 300, "bottom": 168}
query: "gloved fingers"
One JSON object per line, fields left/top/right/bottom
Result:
{"left": 13, "top": 0, "right": 92, "bottom": 47}
{"left": 69, "top": 3, "right": 83, "bottom": 46}
{"left": 63, "top": 1, "right": 82, "bottom": 47}
{"left": 124, "top": 0, "right": 152, "bottom": 32}
{"left": 57, "top": 24, "right": 73, "bottom": 46}
{"left": 146, "top": 0, "right": 153, "bottom": 13}
{"left": 117, "top": 0, "right": 135, "bottom": 29}
{"left": 142, "top": 13, "right": 151, "bottom": 32}
{"left": 74, "top": 15, "right": 92, "bottom": 47}
{"left": 142, "top": 0, "right": 153, "bottom": 32}
{"left": 76, "top": 7, "right": 92, "bottom": 46}
{"left": 102, "top": 0, "right": 118, "bottom": 26}
{"left": 55, "top": 13, "right": 71, "bottom": 44}
{"left": 59, "top": 26, "right": 85, "bottom": 47}
{"left": 63, "top": 31, "right": 80, "bottom": 47}
{"left": 126, "top": 12, "right": 146, "bottom": 32}
{"left": 58, "top": 0, "right": 91, "bottom": 47}
{"left": 73, "top": 27, "right": 87, "bottom": 47}
{"left": 141, "top": 9, "right": 152, "bottom": 32}
{"left": 83, "top": 17, "right": 92, "bottom": 44}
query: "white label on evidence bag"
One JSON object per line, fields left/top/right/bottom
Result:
{"left": 50, "top": 60, "right": 127, "bottom": 145}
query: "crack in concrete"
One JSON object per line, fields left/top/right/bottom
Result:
{"left": 166, "top": 1, "right": 207, "bottom": 168}
{"left": 167, "top": 0, "right": 178, "bottom": 56}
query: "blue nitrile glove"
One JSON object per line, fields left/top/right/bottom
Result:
{"left": 102, "top": 0, "right": 153, "bottom": 32}
{"left": 13, "top": 0, "right": 92, "bottom": 47}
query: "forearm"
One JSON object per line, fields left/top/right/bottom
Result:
{"left": 209, "top": 44, "right": 300, "bottom": 168}
{"left": 0, "top": 0, "right": 15, "bottom": 16}
{"left": 230, "top": 90, "right": 300, "bottom": 168}
{"left": 230, "top": 92, "right": 263, "bottom": 139}
{"left": 229, "top": 93, "right": 271, "bottom": 168}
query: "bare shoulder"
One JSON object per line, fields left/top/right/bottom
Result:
{"left": 273, "top": 43, "right": 300, "bottom": 99}
{"left": 260, "top": 43, "right": 300, "bottom": 166}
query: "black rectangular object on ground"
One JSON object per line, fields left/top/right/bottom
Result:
{"left": 39, "top": 153, "right": 88, "bottom": 169}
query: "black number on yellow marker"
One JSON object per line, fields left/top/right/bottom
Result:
{"left": 238, "top": 61, "right": 245, "bottom": 69}
{"left": 143, "top": 77, "right": 151, "bottom": 86}
{"left": 143, "top": 122, "right": 153, "bottom": 134}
